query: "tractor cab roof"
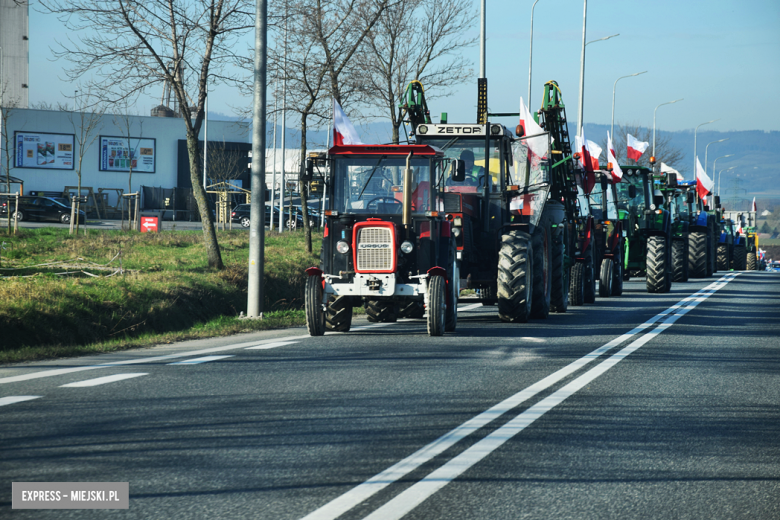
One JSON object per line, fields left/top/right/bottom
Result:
{"left": 328, "top": 144, "right": 442, "bottom": 156}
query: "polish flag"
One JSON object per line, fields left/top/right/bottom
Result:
{"left": 752, "top": 197, "right": 757, "bottom": 212}
{"left": 627, "top": 134, "right": 649, "bottom": 162}
{"left": 333, "top": 99, "right": 363, "bottom": 146}
{"left": 695, "top": 156, "right": 713, "bottom": 200}
{"left": 607, "top": 132, "right": 623, "bottom": 183}
{"left": 518, "top": 97, "right": 549, "bottom": 158}
{"left": 574, "top": 128, "right": 596, "bottom": 194}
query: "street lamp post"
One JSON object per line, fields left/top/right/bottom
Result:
{"left": 717, "top": 165, "right": 736, "bottom": 197}
{"left": 527, "top": 0, "right": 541, "bottom": 109}
{"left": 693, "top": 119, "right": 718, "bottom": 174}
{"left": 611, "top": 71, "right": 647, "bottom": 141}
{"left": 704, "top": 138, "right": 729, "bottom": 176}
{"left": 576, "top": 17, "right": 620, "bottom": 137}
{"left": 653, "top": 98, "right": 683, "bottom": 159}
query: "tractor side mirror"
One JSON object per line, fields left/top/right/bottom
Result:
{"left": 628, "top": 185, "right": 637, "bottom": 199}
{"left": 600, "top": 176, "right": 608, "bottom": 191}
{"left": 714, "top": 195, "right": 721, "bottom": 208}
{"left": 687, "top": 192, "right": 694, "bottom": 204}
{"left": 703, "top": 205, "right": 710, "bottom": 211}
{"left": 452, "top": 160, "right": 466, "bottom": 182}
{"left": 302, "top": 159, "right": 314, "bottom": 182}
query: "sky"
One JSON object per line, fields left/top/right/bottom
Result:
{"left": 27, "top": 0, "right": 780, "bottom": 134}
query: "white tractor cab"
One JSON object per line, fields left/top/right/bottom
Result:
{"left": 303, "top": 144, "right": 463, "bottom": 336}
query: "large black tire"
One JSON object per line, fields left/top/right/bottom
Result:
{"left": 445, "top": 258, "right": 458, "bottom": 332}
{"left": 688, "top": 232, "right": 707, "bottom": 278}
{"left": 427, "top": 275, "right": 446, "bottom": 336}
{"left": 672, "top": 239, "right": 688, "bottom": 282}
{"left": 365, "top": 300, "right": 397, "bottom": 323}
{"left": 569, "top": 263, "right": 585, "bottom": 306}
{"left": 497, "top": 230, "right": 532, "bottom": 323}
{"left": 325, "top": 296, "right": 352, "bottom": 332}
{"left": 599, "top": 258, "right": 613, "bottom": 297}
{"left": 531, "top": 224, "right": 551, "bottom": 319}
{"left": 708, "top": 220, "right": 717, "bottom": 275}
{"left": 305, "top": 276, "right": 326, "bottom": 336}
{"left": 747, "top": 252, "right": 757, "bottom": 271}
{"left": 399, "top": 301, "right": 425, "bottom": 319}
{"left": 647, "top": 236, "right": 670, "bottom": 293}
{"left": 611, "top": 247, "right": 624, "bottom": 296}
{"left": 550, "top": 232, "right": 568, "bottom": 313}
{"left": 733, "top": 244, "right": 747, "bottom": 271}
{"left": 583, "top": 253, "right": 596, "bottom": 304}
{"left": 716, "top": 243, "right": 729, "bottom": 271}
{"left": 12, "top": 210, "right": 25, "bottom": 221}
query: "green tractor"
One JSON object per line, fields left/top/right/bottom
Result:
{"left": 679, "top": 180, "right": 719, "bottom": 278}
{"left": 723, "top": 209, "right": 759, "bottom": 271}
{"left": 615, "top": 165, "right": 674, "bottom": 293}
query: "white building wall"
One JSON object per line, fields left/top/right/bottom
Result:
{"left": 0, "top": 0, "right": 29, "bottom": 108}
{"left": 2, "top": 108, "right": 249, "bottom": 206}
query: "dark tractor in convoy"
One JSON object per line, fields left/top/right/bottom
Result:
{"left": 303, "top": 144, "right": 460, "bottom": 337}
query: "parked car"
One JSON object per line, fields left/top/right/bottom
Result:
{"left": 230, "top": 204, "right": 305, "bottom": 229}
{"left": 768, "top": 262, "right": 780, "bottom": 273}
{"left": 0, "top": 196, "right": 85, "bottom": 224}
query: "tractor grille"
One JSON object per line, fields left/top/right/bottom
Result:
{"left": 356, "top": 226, "right": 394, "bottom": 271}
{"left": 444, "top": 193, "right": 462, "bottom": 213}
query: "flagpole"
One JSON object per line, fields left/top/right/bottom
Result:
{"left": 576, "top": 0, "right": 587, "bottom": 138}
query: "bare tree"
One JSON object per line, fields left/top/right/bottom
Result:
{"left": 40, "top": 0, "right": 256, "bottom": 269}
{"left": 69, "top": 88, "right": 104, "bottom": 234}
{"left": 358, "top": 0, "right": 476, "bottom": 144}
{"left": 0, "top": 80, "right": 22, "bottom": 233}
{"left": 113, "top": 103, "right": 145, "bottom": 229}
{"left": 600, "top": 122, "right": 686, "bottom": 176}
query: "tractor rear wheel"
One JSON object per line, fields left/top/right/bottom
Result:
{"left": 708, "top": 220, "right": 717, "bottom": 275}
{"left": 531, "top": 224, "right": 551, "bottom": 319}
{"left": 747, "top": 252, "right": 757, "bottom": 271}
{"left": 583, "top": 253, "right": 596, "bottom": 304}
{"left": 497, "top": 230, "right": 532, "bottom": 323}
{"left": 365, "top": 300, "right": 397, "bottom": 323}
{"left": 716, "top": 244, "right": 729, "bottom": 271}
{"left": 445, "top": 257, "right": 458, "bottom": 332}
{"left": 599, "top": 258, "right": 613, "bottom": 297}
{"left": 427, "top": 275, "right": 446, "bottom": 336}
{"left": 399, "top": 301, "right": 425, "bottom": 319}
{"left": 611, "top": 247, "right": 624, "bottom": 296}
{"left": 647, "top": 236, "right": 670, "bottom": 293}
{"left": 569, "top": 263, "right": 585, "bottom": 306}
{"left": 673, "top": 239, "right": 688, "bottom": 282}
{"left": 325, "top": 296, "right": 352, "bottom": 332}
{"left": 550, "top": 232, "right": 568, "bottom": 313}
{"left": 733, "top": 244, "right": 747, "bottom": 271}
{"left": 305, "top": 276, "right": 326, "bottom": 336}
{"left": 688, "top": 232, "right": 707, "bottom": 278}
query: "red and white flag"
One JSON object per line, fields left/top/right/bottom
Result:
{"left": 574, "top": 128, "right": 596, "bottom": 194}
{"left": 518, "top": 97, "right": 549, "bottom": 158}
{"left": 695, "top": 156, "right": 713, "bottom": 200}
{"left": 626, "top": 134, "right": 649, "bottom": 162}
{"left": 333, "top": 99, "right": 363, "bottom": 146}
{"left": 752, "top": 197, "right": 757, "bottom": 212}
{"left": 607, "top": 132, "right": 623, "bottom": 183}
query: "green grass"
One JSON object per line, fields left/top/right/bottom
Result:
{"left": 0, "top": 228, "right": 321, "bottom": 363}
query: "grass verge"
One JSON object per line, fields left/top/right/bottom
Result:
{"left": 0, "top": 228, "right": 321, "bottom": 363}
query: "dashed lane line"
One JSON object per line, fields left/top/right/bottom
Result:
{"left": 0, "top": 396, "right": 42, "bottom": 407}
{"left": 168, "top": 355, "right": 235, "bottom": 365}
{"left": 60, "top": 373, "right": 148, "bottom": 388}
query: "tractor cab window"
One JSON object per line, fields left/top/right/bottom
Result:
{"left": 420, "top": 137, "right": 501, "bottom": 192}
{"left": 332, "top": 156, "right": 433, "bottom": 215}
{"left": 587, "top": 184, "right": 618, "bottom": 221}
{"left": 616, "top": 173, "right": 648, "bottom": 213}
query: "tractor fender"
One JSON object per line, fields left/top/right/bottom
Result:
{"left": 305, "top": 267, "right": 324, "bottom": 278}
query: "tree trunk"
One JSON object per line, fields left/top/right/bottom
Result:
{"left": 186, "top": 132, "right": 224, "bottom": 269}
{"left": 299, "top": 113, "right": 312, "bottom": 254}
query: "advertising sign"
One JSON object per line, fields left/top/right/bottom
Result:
{"left": 14, "top": 132, "right": 75, "bottom": 170}
{"left": 99, "top": 136, "right": 156, "bottom": 173}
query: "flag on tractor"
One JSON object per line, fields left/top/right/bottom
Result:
{"left": 574, "top": 128, "right": 596, "bottom": 194}
{"left": 695, "top": 156, "right": 714, "bottom": 200}
{"left": 627, "top": 134, "right": 650, "bottom": 161}
{"left": 607, "top": 132, "right": 623, "bottom": 183}
{"left": 333, "top": 99, "right": 363, "bottom": 146}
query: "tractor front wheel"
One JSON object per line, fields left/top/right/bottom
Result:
{"left": 647, "top": 236, "right": 670, "bottom": 293}
{"left": 427, "top": 276, "right": 446, "bottom": 336}
{"left": 305, "top": 276, "right": 326, "bottom": 336}
{"left": 497, "top": 231, "right": 532, "bottom": 323}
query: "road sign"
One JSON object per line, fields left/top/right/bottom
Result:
{"left": 141, "top": 216, "right": 159, "bottom": 233}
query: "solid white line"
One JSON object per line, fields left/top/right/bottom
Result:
{"left": 0, "top": 396, "right": 42, "bottom": 407}
{"left": 245, "top": 341, "right": 300, "bottom": 350}
{"left": 60, "top": 373, "right": 148, "bottom": 388}
{"left": 167, "top": 355, "right": 234, "bottom": 365}
{"left": 361, "top": 273, "right": 739, "bottom": 520}
{"left": 458, "top": 303, "right": 483, "bottom": 311}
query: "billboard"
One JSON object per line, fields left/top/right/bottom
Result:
{"left": 14, "top": 132, "right": 75, "bottom": 170}
{"left": 99, "top": 136, "right": 156, "bottom": 173}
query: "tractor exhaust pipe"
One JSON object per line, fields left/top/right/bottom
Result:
{"left": 403, "top": 151, "right": 413, "bottom": 231}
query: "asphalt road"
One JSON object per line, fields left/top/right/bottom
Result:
{"left": 1, "top": 272, "right": 779, "bottom": 519}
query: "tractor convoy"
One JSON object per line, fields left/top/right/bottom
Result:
{"left": 303, "top": 80, "right": 760, "bottom": 336}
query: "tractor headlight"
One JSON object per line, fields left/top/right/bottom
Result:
{"left": 401, "top": 241, "right": 414, "bottom": 254}
{"left": 336, "top": 240, "right": 350, "bottom": 254}
{"left": 650, "top": 204, "right": 656, "bottom": 211}
{"left": 452, "top": 227, "right": 462, "bottom": 237}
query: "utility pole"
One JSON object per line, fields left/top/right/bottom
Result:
{"left": 247, "top": 0, "right": 268, "bottom": 318}
{"left": 279, "top": 0, "right": 288, "bottom": 233}
{"left": 576, "top": 0, "right": 587, "bottom": 138}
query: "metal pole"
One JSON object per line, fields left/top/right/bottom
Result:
{"left": 0, "top": 46, "right": 3, "bottom": 184}
{"left": 479, "top": 0, "right": 486, "bottom": 78}
{"left": 717, "top": 165, "right": 735, "bottom": 197}
{"left": 704, "top": 138, "right": 728, "bottom": 176}
{"left": 652, "top": 98, "right": 683, "bottom": 159}
{"left": 611, "top": 71, "right": 647, "bottom": 143}
{"left": 203, "top": 91, "right": 208, "bottom": 188}
{"left": 270, "top": 92, "right": 277, "bottom": 231}
{"left": 247, "top": 0, "right": 268, "bottom": 318}
{"left": 527, "top": 0, "right": 540, "bottom": 109}
{"left": 694, "top": 119, "right": 718, "bottom": 176}
{"left": 279, "top": 2, "right": 287, "bottom": 233}
{"left": 576, "top": 0, "right": 587, "bottom": 137}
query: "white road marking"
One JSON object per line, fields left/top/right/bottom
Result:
{"left": 60, "top": 373, "right": 148, "bottom": 388}
{"left": 457, "top": 303, "right": 483, "bottom": 311}
{"left": 0, "top": 396, "right": 42, "bottom": 407}
{"left": 168, "top": 355, "right": 234, "bottom": 365}
{"left": 360, "top": 274, "right": 739, "bottom": 520}
{"left": 245, "top": 341, "right": 300, "bottom": 350}
{"left": 301, "top": 273, "right": 739, "bottom": 520}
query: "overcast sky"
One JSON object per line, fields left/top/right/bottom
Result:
{"left": 29, "top": 0, "right": 780, "bottom": 133}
